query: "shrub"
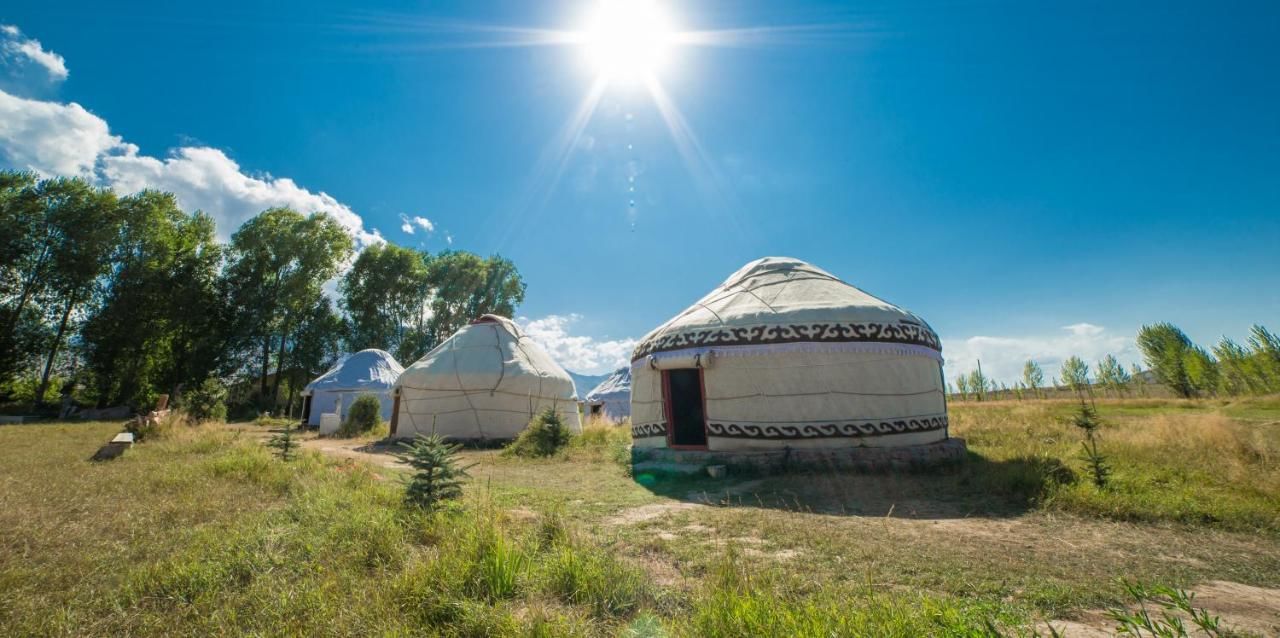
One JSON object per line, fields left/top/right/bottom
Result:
{"left": 506, "top": 407, "right": 573, "bottom": 458}
{"left": 337, "top": 394, "right": 383, "bottom": 437}
{"left": 182, "top": 378, "right": 228, "bottom": 422}
{"left": 398, "top": 434, "right": 474, "bottom": 510}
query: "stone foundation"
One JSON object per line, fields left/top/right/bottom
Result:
{"left": 631, "top": 437, "right": 968, "bottom": 475}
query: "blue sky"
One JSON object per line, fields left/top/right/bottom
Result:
{"left": 1, "top": 0, "right": 1277, "bottom": 380}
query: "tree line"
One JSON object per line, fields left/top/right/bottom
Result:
{"left": 0, "top": 171, "right": 525, "bottom": 416}
{"left": 950, "top": 322, "right": 1280, "bottom": 401}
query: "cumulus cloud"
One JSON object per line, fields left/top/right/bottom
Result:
{"left": 0, "top": 88, "right": 381, "bottom": 247}
{"left": 1, "top": 25, "right": 68, "bottom": 81}
{"left": 942, "top": 322, "right": 1138, "bottom": 386}
{"left": 519, "top": 314, "right": 637, "bottom": 375}
{"left": 398, "top": 213, "right": 435, "bottom": 235}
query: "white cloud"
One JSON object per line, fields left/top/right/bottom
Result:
{"left": 942, "top": 322, "right": 1138, "bottom": 386}
{"left": 0, "top": 88, "right": 381, "bottom": 247}
{"left": 519, "top": 314, "right": 637, "bottom": 375}
{"left": 1, "top": 25, "right": 68, "bottom": 81}
{"left": 398, "top": 213, "right": 434, "bottom": 235}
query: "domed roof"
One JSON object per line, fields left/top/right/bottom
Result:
{"left": 585, "top": 367, "right": 631, "bottom": 402}
{"left": 305, "top": 348, "right": 404, "bottom": 392}
{"left": 395, "top": 314, "right": 574, "bottom": 397}
{"left": 632, "top": 257, "right": 939, "bottom": 361}
{"left": 393, "top": 315, "right": 579, "bottom": 440}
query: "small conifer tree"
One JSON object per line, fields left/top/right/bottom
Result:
{"left": 1068, "top": 396, "right": 1110, "bottom": 488}
{"left": 268, "top": 424, "right": 299, "bottom": 462}
{"left": 398, "top": 434, "right": 474, "bottom": 509}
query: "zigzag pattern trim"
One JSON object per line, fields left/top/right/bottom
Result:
{"left": 705, "top": 415, "right": 948, "bottom": 440}
{"left": 632, "top": 319, "right": 941, "bottom": 361}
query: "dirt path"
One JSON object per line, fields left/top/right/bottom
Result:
{"left": 298, "top": 435, "right": 405, "bottom": 469}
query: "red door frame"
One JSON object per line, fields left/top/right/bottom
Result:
{"left": 662, "top": 367, "right": 709, "bottom": 450}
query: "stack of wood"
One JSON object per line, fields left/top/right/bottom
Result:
{"left": 131, "top": 394, "right": 171, "bottom": 432}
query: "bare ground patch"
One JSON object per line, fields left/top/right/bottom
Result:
{"left": 1043, "top": 580, "right": 1280, "bottom": 637}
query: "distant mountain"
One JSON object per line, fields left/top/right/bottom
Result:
{"left": 567, "top": 371, "right": 610, "bottom": 399}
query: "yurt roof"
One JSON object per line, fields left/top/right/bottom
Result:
{"left": 585, "top": 367, "right": 631, "bottom": 402}
{"left": 632, "top": 256, "right": 940, "bottom": 362}
{"left": 395, "top": 314, "right": 576, "bottom": 396}
{"left": 305, "top": 349, "right": 404, "bottom": 393}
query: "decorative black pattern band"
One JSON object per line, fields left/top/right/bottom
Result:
{"left": 705, "top": 415, "right": 947, "bottom": 440}
{"left": 632, "top": 319, "right": 940, "bottom": 361}
{"left": 631, "top": 422, "right": 667, "bottom": 438}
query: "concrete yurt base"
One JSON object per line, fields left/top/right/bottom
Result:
{"left": 631, "top": 437, "right": 968, "bottom": 477}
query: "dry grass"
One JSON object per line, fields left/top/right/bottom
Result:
{"left": 950, "top": 397, "right": 1280, "bottom": 532}
{"left": 2, "top": 397, "right": 1279, "bottom": 635}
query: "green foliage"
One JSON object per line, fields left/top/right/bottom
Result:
{"left": 967, "top": 367, "right": 990, "bottom": 401}
{"left": 1137, "top": 323, "right": 1201, "bottom": 398}
{"left": 182, "top": 378, "right": 228, "bottom": 422}
{"left": 1022, "top": 360, "right": 1045, "bottom": 398}
{"left": 79, "top": 191, "right": 223, "bottom": 408}
{"left": 683, "top": 552, "right": 1017, "bottom": 637}
{"left": 955, "top": 374, "right": 971, "bottom": 400}
{"left": 1183, "top": 346, "right": 1219, "bottom": 398}
{"left": 421, "top": 251, "right": 526, "bottom": 358}
{"left": 340, "top": 243, "right": 433, "bottom": 360}
{"left": 543, "top": 541, "right": 651, "bottom": 616}
{"left": 267, "top": 424, "right": 300, "bottom": 462}
{"left": 1106, "top": 581, "right": 1222, "bottom": 637}
{"left": 223, "top": 207, "right": 355, "bottom": 413}
{"left": 1095, "top": 354, "right": 1131, "bottom": 397}
{"left": 1067, "top": 397, "right": 1110, "bottom": 488}
{"left": 338, "top": 394, "right": 383, "bottom": 437}
{"left": 398, "top": 434, "right": 474, "bottom": 509}
{"left": 1061, "top": 356, "right": 1091, "bottom": 393}
{"left": 0, "top": 174, "right": 122, "bottom": 398}
{"left": 507, "top": 407, "right": 574, "bottom": 457}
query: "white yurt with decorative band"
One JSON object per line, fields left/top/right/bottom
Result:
{"left": 391, "top": 315, "right": 582, "bottom": 441}
{"left": 630, "top": 257, "right": 950, "bottom": 454}
{"left": 584, "top": 367, "right": 631, "bottom": 422}
{"left": 301, "top": 349, "right": 403, "bottom": 428}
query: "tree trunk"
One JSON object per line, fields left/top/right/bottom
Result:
{"left": 4, "top": 243, "right": 52, "bottom": 336}
{"left": 285, "top": 382, "right": 297, "bottom": 419}
{"left": 35, "top": 289, "right": 77, "bottom": 408}
{"left": 259, "top": 334, "right": 272, "bottom": 402}
{"left": 269, "top": 322, "right": 291, "bottom": 414}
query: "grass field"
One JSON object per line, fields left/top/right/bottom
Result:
{"left": 1, "top": 397, "right": 1278, "bottom": 636}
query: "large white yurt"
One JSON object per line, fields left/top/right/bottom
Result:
{"left": 584, "top": 367, "right": 631, "bottom": 422}
{"left": 302, "top": 349, "right": 404, "bottom": 427}
{"left": 630, "top": 257, "right": 948, "bottom": 453}
{"left": 392, "top": 315, "right": 582, "bottom": 440}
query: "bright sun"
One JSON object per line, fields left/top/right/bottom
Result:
{"left": 579, "top": 0, "right": 676, "bottom": 83}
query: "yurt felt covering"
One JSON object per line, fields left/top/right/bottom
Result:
{"left": 393, "top": 315, "right": 581, "bottom": 440}
{"left": 629, "top": 257, "right": 948, "bottom": 451}
{"left": 584, "top": 367, "right": 632, "bottom": 421}
{"left": 303, "top": 349, "right": 404, "bottom": 426}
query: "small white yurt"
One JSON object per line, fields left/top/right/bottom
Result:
{"left": 302, "top": 349, "right": 404, "bottom": 428}
{"left": 584, "top": 367, "right": 631, "bottom": 422}
{"left": 392, "top": 315, "right": 582, "bottom": 440}
{"left": 630, "top": 257, "right": 948, "bottom": 453}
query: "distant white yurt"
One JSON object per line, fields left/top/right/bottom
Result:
{"left": 630, "top": 257, "right": 948, "bottom": 452}
{"left": 584, "top": 367, "right": 631, "bottom": 422}
{"left": 302, "top": 349, "right": 404, "bottom": 427}
{"left": 392, "top": 315, "right": 582, "bottom": 440}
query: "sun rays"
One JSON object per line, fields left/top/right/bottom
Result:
{"left": 341, "top": 2, "right": 869, "bottom": 243}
